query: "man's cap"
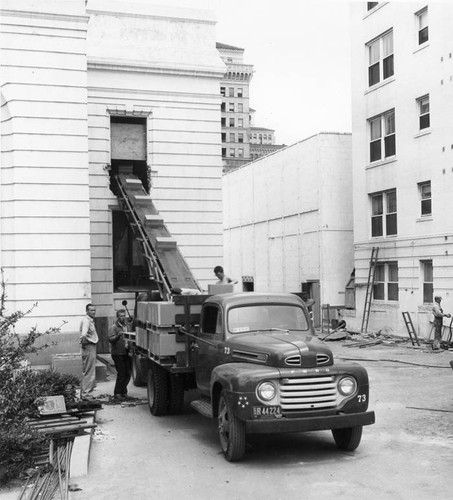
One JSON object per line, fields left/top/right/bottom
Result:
{"left": 434, "top": 295, "right": 442, "bottom": 300}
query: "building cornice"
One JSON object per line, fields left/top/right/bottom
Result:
{"left": 87, "top": 57, "right": 226, "bottom": 79}
{"left": 0, "top": 9, "right": 89, "bottom": 23}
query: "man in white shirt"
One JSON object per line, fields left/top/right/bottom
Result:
{"left": 432, "top": 296, "right": 451, "bottom": 350}
{"left": 80, "top": 303, "right": 99, "bottom": 398}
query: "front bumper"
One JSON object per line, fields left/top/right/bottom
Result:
{"left": 245, "top": 410, "right": 375, "bottom": 434}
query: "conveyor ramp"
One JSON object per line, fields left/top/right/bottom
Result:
{"left": 114, "top": 172, "right": 201, "bottom": 300}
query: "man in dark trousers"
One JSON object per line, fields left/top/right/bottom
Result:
{"left": 109, "top": 309, "right": 131, "bottom": 399}
{"left": 432, "top": 296, "right": 451, "bottom": 350}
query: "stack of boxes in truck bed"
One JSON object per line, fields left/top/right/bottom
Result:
{"left": 136, "top": 301, "right": 202, "bottom": 357}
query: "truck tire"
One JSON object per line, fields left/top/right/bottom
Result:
{"left": 147, "top": 363, "right": 169, "bottom": 416}
{"left": 131, "top": 354, "right": 147, "bottom": 387}
{"left": 218, "top": 391, "right": 246, "bottom": 461}
{"left": 332, "top": 426, "right": 363, "bottom": 451}
{"left": 168, "top": 373, "right": 185, "bottom": 414}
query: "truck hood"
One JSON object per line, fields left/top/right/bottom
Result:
{"left": 226, "top": 331, "right": 333, "bottom": 368}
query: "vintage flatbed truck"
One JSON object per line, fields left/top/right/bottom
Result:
{"left": 125, "top": 291, "right": 375, "bottom": 461}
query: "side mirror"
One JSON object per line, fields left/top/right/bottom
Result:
{"left": 122, "top": 300, "right": 128, "bottom": 306}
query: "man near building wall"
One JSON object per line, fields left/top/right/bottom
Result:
{"left": 432, "top": 296, "right": 451, "bottom": 351}
{"left": 80, "top": 303, "right": 99, "bottom": 398}
{"left": 108, "top": 309, "right": 131, "bottom": 399}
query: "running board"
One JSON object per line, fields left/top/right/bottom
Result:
{"left": 190, "top": 398, "right": 213, "bottom": 419}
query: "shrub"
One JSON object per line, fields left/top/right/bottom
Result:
{"left": 0, "top": 270, "right": 77, "bottom": 485}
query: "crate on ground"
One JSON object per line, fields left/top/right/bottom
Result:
{"left": 52, "top": 353, "right": 83, "bottom": 380}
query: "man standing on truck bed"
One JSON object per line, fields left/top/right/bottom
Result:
{"left": 80, "top": 303, "right": 99, "bottom": 399}
{"left": 214, "top": 265, "right": 238, "bottom": 285}
{"left": 109, "top": 309, "right": 131, "bottom": 399}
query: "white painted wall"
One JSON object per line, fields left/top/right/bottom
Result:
{"left": 223, "top": 133, "right": 353, "bottom": 306}
{"left": 1, "top": 0, "right": 91, "bottom": 333}
{"left": 349, "top": 2, "right": 453, "bottom": 336}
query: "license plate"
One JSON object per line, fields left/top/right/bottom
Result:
{"left": 252, "top": 406, "right": 281, "bottom": 418}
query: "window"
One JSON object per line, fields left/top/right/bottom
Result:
{"left": 238, "top": 118, "right": 243, "bottom": 128}
{"left": 373, "top": 262, "right": 399, "bottom": 301}
{"left": 229, "top": 133, "right": 235, "bottom": 142}
{"left": 422, "top": 260, "right": 433, "bottom": 303}
{"left": 229, "top": 118, "right": 234, "bottom": 127}
{"left": 202, "top": 305, "right": 221, "bottom": 334}
{"left": 417, "top": 8, "right": 428, "bottom": 45}
{"left": 221, "top": 133, "right": 226, "bottom": 142}
{"left": 221, "top": 102, "right": 225, "bottom": 112}
{"left": 221, "top": 147, "right": 226, "bottom": 157}
{"left": 238, "top": 148, "right": 244, "bottom": 157}
{"left": 237, "top": 88, "right": 243, "bottom": 98}
{"left": 229, "top": 148, "right": 235, "bottom": 157}
{"left": 369, "top": 110, "right": 396, "bottom": 162}
{"left": 368, "top": 31, "right": 394, "bottom": 87}
{"left": 371, "top": 189, "right": 397, "bottom": 237}
{"left": 417, "top": 95, "right": 430, "bottom": 129}
{"left": 367, "top": 2, "right": 378, "bottom": 10}
{"left": 419, "top": 181, "right": 432, "bottom": 216}
{"left": 238, "top": 103, "right": 243, "bottom": 113}
{"left": 221, "top": 117, "right": 226, "bottom": 127}
{"left": 229, "top": 102, "right": 235, "bottom": 112}
{"left": 229, "top": 87, "right": 234, "bottom": 97}
{"left": 238, "top": 133, "right": 244, "bottom": 143}
{"left": 220, "top": 87, "right": 226, "bottom": 97}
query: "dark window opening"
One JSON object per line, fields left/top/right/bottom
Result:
{"left": 112, "top": 210, "right": 151, "bottom": 291}
{"left": 243, "top": 281, "right": 254, "bottom": 292}
{"left": 369, "top": 62, "right": 380, "bottom": 86}
{"left": 419, "top": 26, "right": 428, "bottom": 45}
{"left": 202, "top": 305, "right": 219, "bottom": 334}
{"left": 367, "top": 2, "right": 378, "bottom": 10}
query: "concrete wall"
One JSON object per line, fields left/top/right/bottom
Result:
{"left": 349, "top": 2, "right": 453, "bottom": 336}
{"left": 1, "top": 0, "right": 91, "bottom": 334}
{"left": 223, "top": 133, "right": 353, "bottom": 306}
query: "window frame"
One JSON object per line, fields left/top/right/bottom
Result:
{"left": 229, "top": 132, "right": 235, "bottom": 143}
{"left": 416, "top": 7, "right": 428, "bottom": 45}
{"left": 417, "top": 94, "right": 430, "bottom": 130}
{"left": 418, "top": 181, "right": 432, "bottom": 216}
{"left": 229, "top": 117, "right": 235, "bottom": 127}
{"left": 421, "top": 260, "right": 433, "bottom": 304}
{"left": 369, "top": 110, "right": 396, "bottom": 162}
{"left": 237, "top": 88, "right": 243, "bottom": 98}
{"left": 228, "top": 102, "right": 235, "bottom": 112}
{"left": 367, "top": 30, "right": 394, "bottom": 87}
{"left": 373, "top": 261, "right": 399, "bottom": 301}
{"left": 370, "top": 189, "right": 397, "bottom": 237}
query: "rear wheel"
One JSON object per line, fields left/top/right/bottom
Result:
{"left": 168, "top": 373, "right": 185, "bottom": 414}
{"left": 147, "top": 364, "right": 169, "bottom": 416}
{"left": 332, "top": 426, "right": 363, "bottom": 451}
{"left": 131, "top": 354, "right": 147, "bottom": 387}
{"left": 218, "top": 391, "right": 246, "bottom": 461}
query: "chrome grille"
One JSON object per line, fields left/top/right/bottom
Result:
{"left": 280, "top": 376, "right": 337, "bottom": 411}
{"left": 316, "top": 353, "right": 330, "bottom": 365}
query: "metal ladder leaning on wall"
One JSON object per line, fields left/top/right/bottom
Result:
{"left": 361, "top": 246, "right": 379, "bottom": 333}
{"left": 113, "top": 171, "right": 202, "bottom": 301}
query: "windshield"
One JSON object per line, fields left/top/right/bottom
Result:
{"left": 228, "top": 304, "right": 309, "bottom": 334}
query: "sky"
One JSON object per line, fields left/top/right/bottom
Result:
{"left": 214, "top": 0, "right": 353, "bottom": 146}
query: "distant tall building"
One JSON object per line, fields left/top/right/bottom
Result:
{"left": 216, "top": 43, "right": 253, "bottom": 172}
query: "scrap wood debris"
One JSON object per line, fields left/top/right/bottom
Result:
{"left": 94, "top": 394, "right": 148, "bottom": 406}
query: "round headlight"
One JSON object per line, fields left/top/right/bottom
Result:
{"left": 257, "top": 381, "right": 276, "bottom": 401}
{"left": 338, "top": 376, "right": 357, "bottom": 396}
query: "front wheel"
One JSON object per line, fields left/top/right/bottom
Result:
{"left": 332, "top": 426, "right": 363, "bottom": 451}
{"left": 147, "top": 363, "right": 169, "bottom": 416}
{"left": 218, "top": 391, "right": 246, "bottom": 461}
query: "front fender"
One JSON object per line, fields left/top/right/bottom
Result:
{"left": 210, "top": 363, "right": 280, "bottom": 418}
